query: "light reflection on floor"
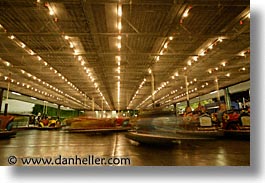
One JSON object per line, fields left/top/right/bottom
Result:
{"left": 0, "top": 130, "right": 250, "bottom": 166}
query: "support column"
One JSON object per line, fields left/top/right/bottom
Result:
{"left": 57, "top": 105, "right": 61, "bottom": 119}
{"left": 184, "top": 75, "right": 190, "bottom": 107}
{"left": 150, "top": 71, "right": 155, "bottom": 108}
{"left": 224, "top": 88, "right": 232, "bottom": 110}
{"left": 0, "top": 88, "right": 4, "bottom": 113}
{"left": 92, "top": 98, "right": 95, "bottom": 111}
{"left": 101, "top": 98, "right": 104, "bottom": 118}
{"left": 215, "top": 76, "right": 220, "bottom": 102}
{"left": 4, "top": 73, "right": 11, "bottom": 116}
{"left": 173, "top": 103, "right": 177, "bottom": 116}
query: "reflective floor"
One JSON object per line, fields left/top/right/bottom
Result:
{"left": 0, "top": 130, "right": 250, "bottom": 166}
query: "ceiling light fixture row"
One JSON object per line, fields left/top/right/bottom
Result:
{"left": 2, "top": 74, "right": 86, "bottom": 109}
{"left": 38, "top": 3, "right": 109, "bottom": 110}
{"left": 116, "top": 3, "right": 122, "bottom": 110}
{"left": 2, "top": 75, "right": 62, "bottom": 102}
{"left": 0, "top": 26, "right": 91, "bottom": 108}
{"left": 134, "top": 35, "right": 175, "bottom": 108}
{"left": 0, "top": 59, "right": 86, "bottom": 107}
{"left": 63, "top": 38, "right": 110, "bottom": 110}
{"left": 142, "top": 79, "right": 201, "bottom": 109}
{"left": 183, "top": 37, "right": 224, "bottom": 70}
{"left": 137, "top": 37, "right": 223, "bottom": 109}
{"left": 134, "top": 6, "right": 193, "bottom": 109}
{"left": 127, "top": 78, "right": 146, "bottom": 109}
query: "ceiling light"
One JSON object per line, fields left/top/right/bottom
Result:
{"left": 9, "top": 35, "right": 15, "bottom": 39}
{"left": 117, "top": 42, "right": 121, "bottom": 49}
{"left": 199, "top": 51, "right": 205, "bottom": 56}
{"left": 183, "top": 67, "right": 187, "bottom": 70}
{"left": 49, "top": 10, "right": 54, "bottom": 15}
{"left": 215, "top": 67, "right": 219, "bottom": 70}
{"left": 242, "top": 67, "right": 246, "bottom": 71}
{"left": 240, "top": 52, "right": 245, "bottom": 56}
{"left": 169, "top": 36, "right": 173, "bottom": 40}
{"left": 193, "top": 78, "right": 197, "bottom": 82}
{"left": 247, "top": 13, "right": 250, "bottom": 19}
{"left": 117, "top": 35, "right": 122, "bottom": 40}
{"left": 164, "top": 43, "right": 168, "bottom": 49}
{"left": 205, "top": 82, "right": 208, "bottom": 86}
{"left": 64, "top": 35, "right": 69, "bottom": 40}
{"left": 12, "top": 92, "right": 21, "bottom": 96}
{"left": 183, "top": 12, "right": 189, "bottom": 17}
{"left": 37, "top": 56, "right": 42, "bottom": 61}
{"left": 117, "top": 22, "right": 122, "bottom": 30}
{"left": 187, "top": 60, "right": 192, "bottom": 66}
{"left": 74, "top": 49, "right": 79, "bottom": 55}
{"left": 221, "top": 62, "right": 226, "bottom": 67}
{"left": 209, "top": 44, "right": 213, "bottom": 49}
{"left": 117, "top": 5, "right": 122, "bottom": 17}
{"left": 21, "top": 43, "right": 26, "bottom": 48}
{"left": 116, "top": 56, "right": 121, "bottom": 61}
{"left": 156, "top": 56, "right": 160, "bottom": 61}
{"left": 70, "top": 43, "right": 74, "bottom": 48}
{"left": 218, "top": 38, "right": 223, "bottom": 42}
{"left": 193, "top": 56, "right": 198, "bottom": 61}
{"left": 148, "top": 68, "right": 152, "bottom": 74}
{"left": 226, "top": 73, "right": 230, "bottom": 77}
{"left": 5, "top": 61, "right": 10, "bottom": 67}
{"left": 175, "top": 72, "right": 179, "bottom": 76}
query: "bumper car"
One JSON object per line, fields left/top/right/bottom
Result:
{"left": 220, "top": 111, "right": 250, "bottom": 139}
{"left": 37, "top": 117, "right": 62, "bottom": 130}
{"left": 0, "top": 115, "right": 17, "bottom": 139}
{"left": 65, "top": 117, "right": 131, "bottom": 133}
{"left": 126, "top": 110, "right": 215, "bottom": 145}
{"left": 175, "top": 113, "right": 223, "bottom": 138}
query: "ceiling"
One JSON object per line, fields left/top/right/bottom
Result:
{"left": 0, "top": 0, "right": 250, "bottom": 111}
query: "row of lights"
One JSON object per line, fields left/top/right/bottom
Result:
{"left": 116, "top": 3, "right": 122, "bottom": 110}
{"left": 31, "top": 2, "right": 107, "bottom": 110}
{"left": 137, "top": 9, "right": 250, "bottom": 109}
{"left": 134, "top": 6, "right": 194, "bottom": 109}
{"left": 3, "top": 75, "right": 63, "bottom": 102}
{"left": 1, "top": 59, "right": 87, "bottom": 107}
{"left": 127, "top": 78, "right": 146, "bottom": 109}
{"left": 36, "top": 1, "right": 104, "bottom": 109}
{"left": 133, "top": 35, "right": 174, "bottom": 108}
{"left": 52, "top": 4, "right": 109, "bottom": 109}
{"left": 0, "top": 23, "right": 92, "bottom": 108}
{"left": 143, "top": 78, "right": 198, "bottom": 108}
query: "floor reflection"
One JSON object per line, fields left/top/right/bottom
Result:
{"left": 0, "top": 130, "right": 250, "bottom": 166}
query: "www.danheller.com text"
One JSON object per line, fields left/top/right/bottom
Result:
{"left": 7, "top": 155, "right": 131, "bottom": 166}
